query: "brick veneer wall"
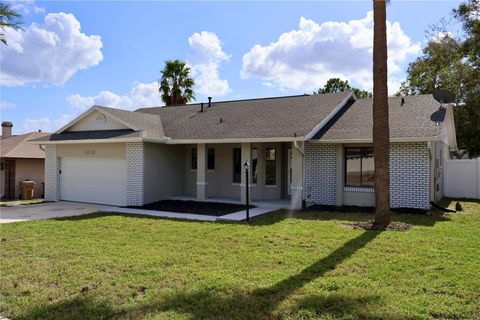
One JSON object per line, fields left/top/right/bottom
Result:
{"left": 44, "top": 145, "right": 59, "bottom": 202}
{"left": 305, "top": 141, "right": 431, "bottom": 210}
{"left": 126, "top": 142, "right": 144, "bottom": 206}
{"left": 305, "top": 143, "right": 337, "bottom": 205}
{"left": 390, "top": 142, "right": 430, "bottom": 209}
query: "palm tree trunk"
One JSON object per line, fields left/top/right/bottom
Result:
{"left": 373, "top": 0, "right": 391, "bottom": 227}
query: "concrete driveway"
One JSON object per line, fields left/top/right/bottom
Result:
{"left": 0, "top": 201, "right": 110, "bottom": 224}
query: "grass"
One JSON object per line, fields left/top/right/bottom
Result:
{"left": 0, "top": 199, "right": 479, "bottom": 320}
{"left": 0, "top": 199, "right": 44, "bottom": 207}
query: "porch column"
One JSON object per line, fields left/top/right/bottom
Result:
{"left": 196, "top": 143, "right": 207, "bottom": 201}
{"left": 291, "top": 141, "right": 304, "bottom": 210}
{"left": 241, "top": 143, "right": 251, "bottom": 203}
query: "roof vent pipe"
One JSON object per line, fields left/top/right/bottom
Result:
{"left": 200, "top": 103, "right": 204, "bottom": 112}
{"left": 401, "top": 97, "right": 405, "bottom": 106}
{"left": 208, "top": 97, "right": 212, "bottom": 108}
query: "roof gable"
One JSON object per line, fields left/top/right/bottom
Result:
{"left": 56, "top": 106, "right": 165, "bottom": 138}
{"left": 67, "top": 110, "right": 130, "bottom": 132}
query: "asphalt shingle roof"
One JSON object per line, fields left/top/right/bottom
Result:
{"left": 314, "top": 95, "right": 444, "bottom": 141}
{"left": 1, "top": 132, "right": 50, "bottom": 158}
{"left": 136, "top": 92, "right": 351, "bottom": 140}
{"left": 28, "top": 93, "right": 445, "bottom": 143}
{"left": 96, "top": 106, "right": 165, "bottom": 138}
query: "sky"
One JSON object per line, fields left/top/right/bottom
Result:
{"left": 0, "top": 0, "right": 463, "bottom": 135}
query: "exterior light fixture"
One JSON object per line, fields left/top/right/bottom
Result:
{"left": 244, "top": 161, "right": 250, "bottom": 222}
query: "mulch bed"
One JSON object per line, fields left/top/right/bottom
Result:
{"left": 128, "top": 200, "right": 254, "bottom": 217}
{"left": 345, "top": 220, "right": 413, "bottom": 232}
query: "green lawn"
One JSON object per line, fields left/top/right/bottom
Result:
{"left": 1, "top": 200, "right": 479, "bottom": 320}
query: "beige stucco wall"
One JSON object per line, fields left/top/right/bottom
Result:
{"left": 185, "top": 142, "right": 287, "bottom": 201}
{"left": 68, "top": 110, "right": 129, "bottom": 131}
{"left": 56, "top": 143, "right": 126, "bottom": 159}
{"left": 143, "top": 143, "right": 185, "bottom": 204}
{"left": 15, "top": 158, "right": 45, "bottom": 199}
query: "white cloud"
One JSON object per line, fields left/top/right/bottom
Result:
{"left": 23, "top": 113, "right": 72, "bottom": 133}
{"left": 430, "top": 31, "right": 454, "bottom": 43}
{"left": 67, "top": 81, "right": 160, "bottom": 111}
{"left": 187, "top": 31, "right": 231, "bottom": 97}
{"left": 11, "top": 0, "right": 45, "bottom": 14}
{"left": 0, "top": 100, "right": 16, "bottom": 110}
{"left": 1, "top": 12, "right": 103, "bottom": 86}
{"left": 241, "top": 11, "right": 420, "bottom": 94}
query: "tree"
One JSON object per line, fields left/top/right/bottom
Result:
{"left": 159, "top": 60, "right": 195, "bottom": 106}
{"left": 372, "top": 0, "right": 391, "bottom": 227}
{"left": 0, "top": 2, "right": 23, "bottom": 45}
{"left": 315, "top": 78, "right": 372, "bottom": 99}
{"left": 398, "top": 0, "right": 480, "bottom": 157}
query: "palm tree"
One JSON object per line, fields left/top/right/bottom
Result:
{"left": 159, "top": 60, "right": 195, "bottom": 106}
{"left": 0, "top": 2, "right": 23, "bottom": 45}
{"left": 372, "top": 0, "right": 391, "bottom": 227}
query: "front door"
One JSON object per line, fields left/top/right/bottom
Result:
{"left": 287, "top": 148, "right": 292, "bottom": 195}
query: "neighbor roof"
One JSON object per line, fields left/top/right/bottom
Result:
{"left": 313, "top": 95, "right": 444, "bottom": 141}
{"left": 1, "top": 132, "right": 50, "bottom": 158}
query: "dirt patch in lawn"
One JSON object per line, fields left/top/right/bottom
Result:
{"left": 128, "top": 200, "right": 254, "bottom": 216}
{"left": 345, "top": 220, "right": 413, "bottom": 231}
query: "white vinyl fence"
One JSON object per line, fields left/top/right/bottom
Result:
{"left": 444, "top": 159, "right": 480, "bottom": 199}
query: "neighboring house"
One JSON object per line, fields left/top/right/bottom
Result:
{"left": 0, "top": 122, "right": 50, "bottom": 199}
{"left": 30, "top": 92, "right": 457, "bottom": 210}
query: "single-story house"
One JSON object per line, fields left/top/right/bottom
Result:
{"left": 1, "top": 122, "right": 50, "bottom": 199}
{"left": 30, "top": 92, "right": 457, "bottom": 210}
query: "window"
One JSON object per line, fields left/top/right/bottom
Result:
{"left": 251, "top": 148, "right": 258, "bottom": 184}
{"left": 233, "top": 148, "right": 241, "bottom": 183}
{"left": 191, "top": 148, "right": 197, "bottom": 170}
{"left": 265, "top": 148, "right": 276, "bottom": 185}
{"left": 207, "top": 148, "right": 215, "bottom": 170}
{"left": 345, "top": 147, "right": 374, "bottom": 187}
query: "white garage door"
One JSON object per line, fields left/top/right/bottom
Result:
{"left": 60, "top": 157, "right": 127, "bottom": 206}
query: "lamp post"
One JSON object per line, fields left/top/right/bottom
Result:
{"left": 244, "top": 161, "right": 250, "bottom": 222}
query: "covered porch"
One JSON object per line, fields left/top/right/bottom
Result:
{"left": 145, "top": 140, "right": 305, "bottom": 210}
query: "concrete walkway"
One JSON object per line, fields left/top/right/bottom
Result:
{"left": 217, "top": 207, "right": 277, "bottom": 221}
{"left": 99, "top": 206, "right": 277, "bottom": 222}
{"left": 99, "top": 207, "right": 219, "bottom": 221}
{"left": 0, "top": 201, "right": 110, "bottom": 223}
{"left": 1, "top": 201, "right": 277, "bottom": 224}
